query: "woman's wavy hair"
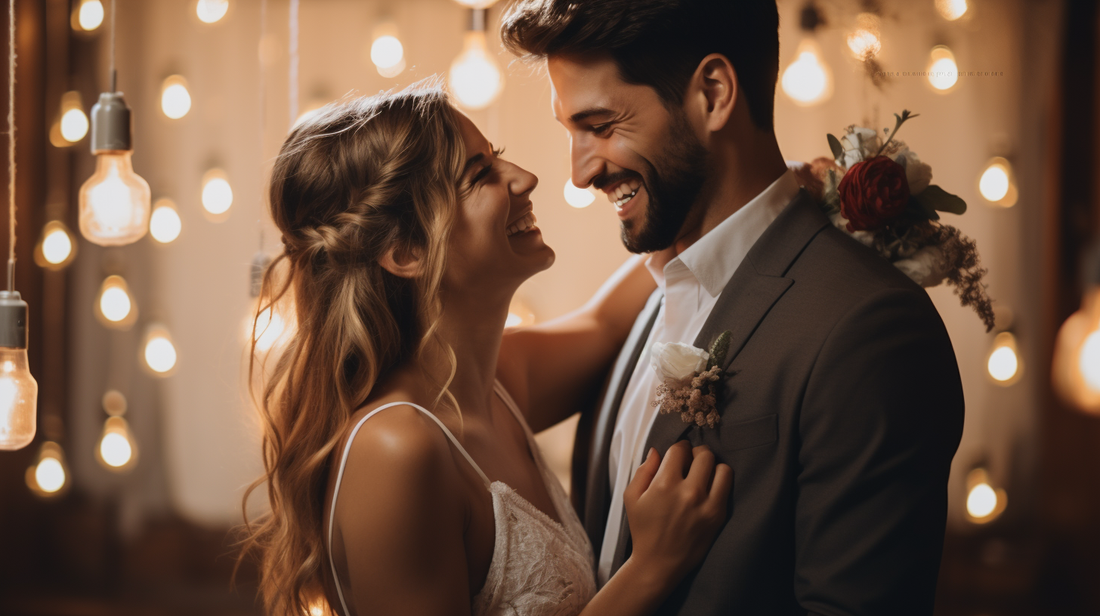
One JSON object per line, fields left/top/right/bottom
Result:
{"left": 237, "top": 85, "right": 469, "bottom": 616}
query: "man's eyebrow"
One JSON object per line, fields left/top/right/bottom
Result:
{"left": 568, "top": 107, "right": 616, "bottom": 124}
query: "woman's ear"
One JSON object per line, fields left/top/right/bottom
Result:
{"left": 378, "top": 244, "right": 422, "bottom": 279}
{"left": 687, "top": 53, "right": 738, "bottom": 134}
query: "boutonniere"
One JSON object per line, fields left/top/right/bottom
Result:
{"left": 650, "top": 331, "right": 732, "bottom": 429}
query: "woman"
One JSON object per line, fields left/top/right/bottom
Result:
{"left": 240, "top": 85, "right": 731, "bottom": 616}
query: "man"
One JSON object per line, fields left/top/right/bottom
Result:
{"left": 501, "top": 1, "right": 965, "bottom": 614}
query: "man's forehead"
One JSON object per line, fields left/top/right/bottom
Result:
{"left": 547, "top": 54, "right": 625, "bottom": 122}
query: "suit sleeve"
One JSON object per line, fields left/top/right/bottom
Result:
{"left": 794, "top": 288, "right": 965, "bottom": 616}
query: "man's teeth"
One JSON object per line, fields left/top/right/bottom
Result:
{"left": 507, "top": 212, "right": 537, "bottom": 237}
{"left": 611, "top": 185, "right": 639, "bottom": 208}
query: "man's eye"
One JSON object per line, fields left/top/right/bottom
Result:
{"left": 590, "top": 123, "right": 612, "bottom": 135}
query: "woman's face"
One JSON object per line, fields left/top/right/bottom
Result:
{"left": 442, "top": 113, "right": 555, "bottom": 294}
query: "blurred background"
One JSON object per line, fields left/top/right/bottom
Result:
{"left": 0, "top": 0, "right": 1097, "bottom": 614}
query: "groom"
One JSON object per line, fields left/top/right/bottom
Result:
{"left": 503, "top": 1, "right": 964, "bottom": 614}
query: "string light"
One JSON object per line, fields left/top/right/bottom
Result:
{"left": 846, "top": 13, "right": 882, "bottom": 61}
{"left": 1053, "top": 250, "right": 1100, "bottom": 413}
{"left": 34, "top": 220, "right": 78, "bottom": 270}
{"left": 201, "top": 168, "right": 234, "bottom": 217}
{"left": 563, "top": 179, "right": 596, "bottom": 209}
{"left": 94, "top": 274, "right": 138, "bottom": 329}
{"left": 0, "top": 0, "right": 37, "bottom": 451}
{"left": 196, "top": 0, "right": 229, "bottom": 24}
{"left": 986, "top": 331, "right": 1021, "bottom": 385}
{"left": 160, "top": 75, "right": 192, "bottom": 119}
{"left": 74, "top": 0, "right": 104, "bottom": 32}
{"left": 935, "top": 0, "right": 969, "bottom": 21}
{"left": 449, "top": 9, "right": 504, "bottom": 110}
{"left": 965, "top": 468, "right": 1007, "bottom": 523}
{"left": 25, "top": 441, "right": 69, "bottom": 497}
{"left": 142, "top": 325, "right": 178, "bottom": 375}
{"left": 978, "top": 156, "right": 1018, "bottom": 207}
{"left": 370, "top": 23, "right": 405, "bottom": 78}
{"left": 927, "top": 45, "right": 959, "bottom": 92}
{"left": 781, "top": 2, "right": 831, "bottom": 107}
{"left": 451, "top": 0, "right": 500, "bottom": 7}
{"left": 59, "top": 91, "right": 89, "bottom": 143}
{"left": 96, "top": 416, "right": 137, "bottom": 471}
{"left": 149, "top": 198, "right": 182, "bottom": 243}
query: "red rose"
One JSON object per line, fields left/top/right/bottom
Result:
{"left": 837, "top": 156, "right": 910, "bottom": 232}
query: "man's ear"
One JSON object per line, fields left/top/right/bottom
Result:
{"left": 687, "top": 53, "right": 738, "bottom": 134}
{"left": 378, "top": 244, "right": 423, "bottom": 279}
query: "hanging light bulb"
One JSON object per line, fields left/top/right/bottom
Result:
{"left": 160, "top": 75, "right": 192, "bottom": 120}
{"left": 781, "top": 3, "right": 832, "bottom": 107}
{"left": 25, "top": 441, "right": 70, "bottom": 497}
{"left": 935, "top": 0, "right": 969, "bottom": 21}
{"left": 0, "top": 292, "right": 37, "bottom": 450}
{"left": 978, "top": 156, "right": 1018, "bottom": 207}
{"left": 79, "top": 89, "right": 152, "bottom": 246}
{"left": 142, "top": 325, "right": 178, "bottom": 376}
{"left": 149, "top": 198, "right": 182, "bottom": 243}
{"left": 846, "top": 13, "right": 882, "bottom": 61}
{"left": 1053, "top": 249, "right": 1100, "bottom": 413}
{"left": 94, "top": 275, "right": 137, "bottom": 329}
{"left": 96, "top": 416, "right": 138, "bottom": 471}
{"left": 986, "top": 331, "right": 1022, "bottom": 385}
{"left": 927, "top": 45, "right": 959, "bottom": 92}
{"left": 449, "top": 9, "right": 504, "bottom": 110}
{"left": 73, "top": 0, "right": 105, "bottom": 32}
{"left": 34, "top": 220, "right": 78, "bottom": 271}
{"left": 369, "top": 23, "right": 406, "bottom": 78}
{"left": 196, "top": 0, "right": 229, "bottom": 24}
{"left": 451, "top": 0, "right": 499, "bottom": 7}
{"left": 563, "top": 179, "right": 596, "bottom": 209}
{"left": 201, "top": 168, "right": 234, "bottom": 218}
{"left": 965, "top": 467, "right": 1007, "bottom": 524}
{"left": 59, "top": 91, "right": 89, "bottom": 143}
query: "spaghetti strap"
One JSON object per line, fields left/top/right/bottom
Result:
{"left": 326, "top": 401, "right": 490, "bottom": 616}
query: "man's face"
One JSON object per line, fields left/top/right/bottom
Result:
{"left": 548, "top": 54, "right": 708, "bottom": 254}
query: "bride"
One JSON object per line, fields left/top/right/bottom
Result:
{"left": 240, "top": 85, "right": 731, "bottom": 616}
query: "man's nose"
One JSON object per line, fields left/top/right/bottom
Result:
{"left": 570, "top": 134, "right": 603, "bottom": 190}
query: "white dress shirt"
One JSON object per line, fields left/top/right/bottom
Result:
{"left": 597, "top": 168, "right": 801, "bottom": 585}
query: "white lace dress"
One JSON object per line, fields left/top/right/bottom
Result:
{"left": 327, "top": 381, "right": 597, "bottom": 616}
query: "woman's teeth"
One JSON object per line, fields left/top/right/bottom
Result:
{"left": 612, "top": 185, "right": 639, "bottom": 208}
{"left": 506, "top": 212, "right": 537, "bottom": 237}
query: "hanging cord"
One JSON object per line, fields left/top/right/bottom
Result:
{"left": 288, "top": 0, "right": 298, "bottom": 128}
{"left": 109, "top": 0, "right": 116, "bottom": 91}
{"left": 7, "top": 0, "right": 16, "bottom": 293}
{"left": 258, "top": 0, "right": 267, "bottom": 254}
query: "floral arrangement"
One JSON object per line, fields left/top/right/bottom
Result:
{"left": 650, "top": 332, "right": 731, "bottom": 429}
{"left": 793, "top": 110, "right": 995, "bottom": 332}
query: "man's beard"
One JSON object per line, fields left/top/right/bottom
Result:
{"left": 620, "top": 110, "right": 708, "bottom": 254}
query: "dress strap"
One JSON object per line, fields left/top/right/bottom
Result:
{"left": 326, "top": 401, "right": 491, "bottom": 616}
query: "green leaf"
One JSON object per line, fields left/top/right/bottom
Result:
{"left": 827, "top": 133, "right": 844, "bottom": 161}
{"left": 708, "top": 331, "right": 732, "bottom": 369}
{"left": 914, "top": 185, "right": 967, "bottom": 215}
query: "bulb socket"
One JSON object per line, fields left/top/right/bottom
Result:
{"left": 250, "top": 251, "right": 272, "bottom": 298}
{"left": 0, "top": 290, "right": 28, "bottom": 349}
{"left": 90, "top": 92, "right": 133, "bottom": 154}
{"left": 468, "top": 8, "right": 487, "bottom": 32}
{"left": 1084, "top": 241, "right": 1100, "bottom": 288}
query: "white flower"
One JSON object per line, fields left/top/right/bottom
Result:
{"left": 893, "top": 148, "right": 933, "bottom": 194}
{"left": 894, "top": 245, "right": 948, "bottom": 287}
{"left": 836, "top": 127, "right": 881, "bottom": 169}
{"left": 650, "top": 341, "right": 709, "bottom": 382}
{"left": 828, "top": 211, "right": 875, "bottom": 246}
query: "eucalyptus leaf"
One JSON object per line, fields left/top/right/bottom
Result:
{"left": 827, "top": 133, "right": 844, "bottom": 161}
{"left": 915, "top": 185, "right": 967, "bottom": 215}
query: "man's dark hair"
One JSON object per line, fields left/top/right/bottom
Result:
{"left": 500, "top": 0, "right": 780, "bottom": 131}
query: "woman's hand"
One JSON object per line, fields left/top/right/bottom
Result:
{"left": 622, "top": 441, "right": 732, "bottom": 584}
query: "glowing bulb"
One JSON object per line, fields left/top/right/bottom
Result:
{"left": 371, "top": 36, "right": 404, "bottom": 71}
{"left": 1053, "top": 287, "right": 1100, "bottom": 413}
{"left": 846, "top": 13, "right": 882, "bottom": 61}
{"left": 781, "top": 37, "right": 832, "bottom": 107}
{"left": 449, "top": 31, "right": 504, "bottom": 110}
{"left": 60, "top": 110, "right": 89, "bottom": 143}
{"left": 452, "top": 0, "right": 499, "bottom": 7}
{"left": 143, "top": 326, "right": 178, "bottom": 375}
{"left": 979, "top": 157, "right": 1017, "bottom": 207}
{"left": 0, "top": 344, "right": 38, "bottom": 451}
{"left": 965, "top": 468, "right": 1006, "bottom": 523}
{"left": 564, "top": 179, "right": 596, "bottom": 209}
{"left": 202, "top": 169, "right": 233, "bottom": 216}
{"left": 986, "top": 331, "right": 1021, "bottom": 385}
{"left": 95, "top": 275, "right": 137, "bottom": 329}
{"left": 150, "top": 199, "right": 182, "bottom": 243}
{"left": 927, "top": 46, "right": 958, "bottom": 92}
{"left": 26, "top": 442, "right": 69, "bottom": 496}
{"left": 97, "top": 416, "right": 137, "bottom": 471}
{"left": 196, "top": 0, "right": 229, "bottom": 23}
{"left": 77, "top": 0, "right": 104, "bottom": 31}
{"left": 253, "top": 306, "right": 287, "bottom": 352}
{"left": 34, "top": 220, "right": 77, "bottom": 270}
{"left": 1079, "top": 330, "right": 1100, "bottom": 392}
{"left": 505, "top": 299, "right": 535, "bottom": 328}
{"left": 79, "top": 151, "right": 152, "bottom": 246}
{"left": 936, "top": 0, "right": 968, "bottom": 21}
{"left": 160, "top": 76, "right": 192, "bottom": 119}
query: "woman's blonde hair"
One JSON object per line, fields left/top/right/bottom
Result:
{"left": 238, "top": 85, "right": 468, "bottom": 616}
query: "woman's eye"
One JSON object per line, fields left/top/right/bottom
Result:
{"left": 471, "top": 164, "right": 493, "bottom": 185}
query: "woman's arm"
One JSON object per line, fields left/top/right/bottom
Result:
{"left": 498, "top": 253, "right": 659, "bottom": 433}
{"left": 334, "top": 407, "right": 473, "bottom": 616}
{"left": 578, "top": 441, "right": 733, "bottom": 616}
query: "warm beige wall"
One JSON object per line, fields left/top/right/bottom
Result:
{"left": 68, "top": 0, "right": 1042, "bottom": 529}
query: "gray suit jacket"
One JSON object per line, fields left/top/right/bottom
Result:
{"left": 572, "top": 188, "right": 964, "bottom": 615}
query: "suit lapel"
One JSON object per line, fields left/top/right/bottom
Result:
{"left": 583, "top": 289, "right": 663, "bottom": 549}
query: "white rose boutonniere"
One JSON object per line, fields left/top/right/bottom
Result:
{"left": 651, "top": 332, "right": 733, "bottom": 430}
